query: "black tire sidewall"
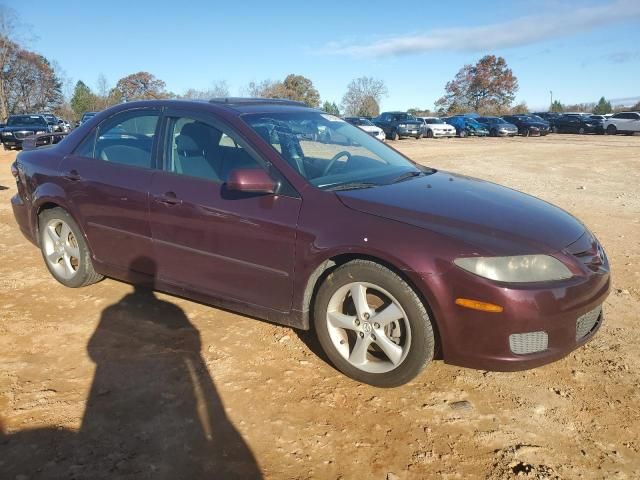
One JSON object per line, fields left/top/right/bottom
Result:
{"left": 39, "top": 208, "right": 97, "bottom": 288}
{"left": 314, "top": 261, "right": 434, "bottom": 387}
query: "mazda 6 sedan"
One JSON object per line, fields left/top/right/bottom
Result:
{"left": 10, "top": 98, "right": 610, "bottom": 387}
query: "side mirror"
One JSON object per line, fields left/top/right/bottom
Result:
{"left": 226, "top": 169, "right": 276, "bottom": 194}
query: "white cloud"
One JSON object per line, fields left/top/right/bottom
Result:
{"left": 322, "top": 0, "right": 640, "bottom": 57}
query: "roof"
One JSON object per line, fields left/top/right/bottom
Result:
{"left": 209, "top": 97, "right": 306, "bottom": 107}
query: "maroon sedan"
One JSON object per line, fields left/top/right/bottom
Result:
{"left": 10, "top": 99, "right": 610, "bottom": 387}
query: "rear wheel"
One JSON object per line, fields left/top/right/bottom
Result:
{"left": 314, "top": 260, "right": 435, "bottom": 387}
{"left": 39, "top": 208, "right": 103, "bottom": 288}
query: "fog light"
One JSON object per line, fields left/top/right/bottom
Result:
{"left": 455, "top": 298, "right": 503, "bottom": 313}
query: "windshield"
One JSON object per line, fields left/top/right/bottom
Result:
{"left": 243, "top": 111, "right": 431, "bottom": 189}
{"left": 466, "top": 118, "right": 484, "bottom": 128}
{"left": 82, "top": 113, "right": 96, "bottom": 120}
{"left": 394, "top": 113, "right": 416, "bottom": 122}
{"left": 424, "top": 118, "right": 444, "bottom": 124}
{"left": 348, "top": 118, "right": 374, "bottom": 127}
{"left": 7, "top": 115, "right": 47, "bottom": 126}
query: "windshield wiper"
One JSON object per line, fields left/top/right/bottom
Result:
{"left": 324, "top": 181, "right": 379, "bottom": 191}
{"left": 388, "top": 170, "right": 423, "bottom": 184}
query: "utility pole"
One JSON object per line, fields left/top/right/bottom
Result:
{"left": 550, "top": 90, "right": 553, "bottom": 109}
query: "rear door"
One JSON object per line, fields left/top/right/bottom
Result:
{"left": 148, "top": 108, "right": 302, "bottom": 312}
{"left": 60, "top": 108, "right": 160, "bottom": 273}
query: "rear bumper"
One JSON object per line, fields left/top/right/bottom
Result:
{"left": 419, "top": 263, "right": 611, "bottom": 371}
{"left": 11, "top": 194, "right": 37, "bottom": 246}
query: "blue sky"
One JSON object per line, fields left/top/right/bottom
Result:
{"left": 8, "top": 0, "right": 640, "bottom": 111}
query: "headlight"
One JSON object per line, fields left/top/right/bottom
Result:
{"left": 2, "top": 131, "right": 12, "bottom": 137}
{"left": 399, "top": 123, "right": 407, "bottom": 128}
{"left": 454, "top": 255, "right": 572, "bottom": 282}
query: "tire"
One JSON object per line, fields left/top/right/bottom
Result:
{"left": 459, "top": 130, "right": 467, "bottom": 138}
{"left": 314, "top": 260, "right": 435, "bottom": 387}
{"left": 578, "top": 127, "right": 585, "bottom": 135}
{"left": 39, "top": 208, "right": 103, "bottom": 288}
{"left": 490, "top": 128, "right": 498, "bottom": 137}
{"left": 522, "top": 128, "right": 530, "bottom": 137}
{"left": 426, "top": 129, "right": 433, "bottom": 139}
{"left": 606, "top": 125, "right": 616, "bottom": 135}
{"left": 390, "top": 130, "right": 399, "bottom": 141}
{"left": 416, "top": 133, "right": 423, "bottom": 140}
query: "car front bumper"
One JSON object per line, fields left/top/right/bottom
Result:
{"left": 431, "top": 129, "right": 456, "bottom": 137}
{"left": 418, "top": 258, "right": 610, "bottom": 372}
{"left": 398, "top": 126, "right": 422, "bottom": 137}
{"left": 497, "top": 128, "right": 518, "bottom": 136}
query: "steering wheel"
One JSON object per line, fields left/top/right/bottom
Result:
{"left": 323, "top": 150, "right": 352, "bottom": 176}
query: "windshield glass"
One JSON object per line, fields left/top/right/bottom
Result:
{"left": 466, "top": 118, "right": 483, "bottom": 128}
{"left": 7, "top": 115, "right": 47, "bottom": 126}
{"left": 348, "top": 118, "right": 374, "bottom": 126}
{"left": 394, "top": 113, "right": 416, "bottom": 121}
{"left": 424, "top": 118, "right": 444, "bottom": 124}
{"left": 243, "top": 111, "right": 430, "bottom": 189}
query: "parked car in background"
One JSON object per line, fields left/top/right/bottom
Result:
{"left": 551, "top": 114, "right": 603, "bottom": 134}
{"left": 344, "top": 116, "right": 386, "bottom": 141}
{"left": 57, "top": 119, "right": 72, "bottom": 132}
{"left": 476, "top": 116, "right": 518, "bottom": 137}
{"left": 444, "top": 116, "right": 489, "bottom": 137}
{"left": 78, "top": 111, "right": 98, "bottom": 126}
{"left": 603, "top": 111, "right": 640, "bottom": 135}
{"left": 415, "top": 117, "right": 456, "bottom": 138}
{"left": 39, "top": 113, "right": 63, "bottom": 132}
{"left": 1, "top": 114, "right": 52, "bottom": 150}
{"left": 502, "top": 115, "right": 550, "bottom": 136}
{"left": 373, "top": 112, "right": 423, "bottom": 140}
{"left": 10, "top": 98, "right": 610, "bottom": 387}
{"left": 533, "top": 112, "right": 562, "bottom": 123}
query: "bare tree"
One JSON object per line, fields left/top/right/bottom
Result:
{"left": 341, "top": 77, "right": 388, "bottom": 116}
{"left": 0, "top": 5, "right": 19, "bottom": 118}
{"left": 181, "top": 80, "right": 230, "bottom": 100}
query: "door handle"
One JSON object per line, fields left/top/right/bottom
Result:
{"left": 154, "top": 191, "right": 182, "bottom": 206}
{"left": 64, "top": 170, "right": 82, "bottom": 181}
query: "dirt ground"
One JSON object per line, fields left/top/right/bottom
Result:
{"left": 1, "top": 134, "right": 639, "bottom": 479}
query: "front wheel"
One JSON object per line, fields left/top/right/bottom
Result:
{"left": 39, "top": 208, "right": 103, "bottom": 288}
{"left": 390, "top": 130, "right": 399, "bottom": 141}
{"left": 426, "top": 129, "right": 433, "bottom": 139}
{"left": 314, "top": 260, "right": 435, "bottom": 387}
{"left": 578, "top": 127, "right": 585, "bottom": 134}
{"left": 459, "top": 130, "right": 467, "bottom": 138}
{"left": 606, "top": 125, "right": 617, "bottom": 135}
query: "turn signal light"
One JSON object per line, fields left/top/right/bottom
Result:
{"left": 455, "top": 298, "right": 503, "bottom": 313}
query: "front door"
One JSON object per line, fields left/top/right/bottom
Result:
{"left": 148, "top": 110, "right": 301, "bottom": 312}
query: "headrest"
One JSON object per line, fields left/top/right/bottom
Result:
{"left": 175, "top": 133, "right": 201, "bottom": 153}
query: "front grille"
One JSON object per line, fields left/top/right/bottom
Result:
{"left": 576, "top": 305, "right": 602, "bottom": 340}
{"left": 509, "top": 331, "right": 548, "bottom": 355}
{"left": 14, "top": 130, "right": 34, "bottom": 140}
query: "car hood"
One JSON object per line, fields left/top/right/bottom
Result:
{"left": 430, "top": 124, "right": 454, "bottom": 130}
{"left": 337, "top": 171, "right": 585, "bottom": 255}
{"left": 358, "top": 125, "right": 382, "bottom": 133}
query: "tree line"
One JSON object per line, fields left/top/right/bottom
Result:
{"left": 2, "top": 5, "right": 638, "bottom": 122}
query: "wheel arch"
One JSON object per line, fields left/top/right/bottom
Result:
{"left": 299, "top": 252, "right": 443, "bottom": 357}
{"left": 33, "top": 200, "right": 95, "bottom": 260}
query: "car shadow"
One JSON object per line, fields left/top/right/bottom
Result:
{"left": 0, "top": 257, "right": 262, "bottom": 479}
{"left": 0, "top": 185, "right": 9, "bottom": 191}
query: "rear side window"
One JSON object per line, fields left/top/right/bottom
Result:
{"left": 74, "top": 109, "right": 160, "bottom": 168}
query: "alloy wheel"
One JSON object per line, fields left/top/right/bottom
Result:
{"left": 42, "top": 219, "right": 80, "bottom": 280}
{"left": 325, "top": 282, "right": 411, "bottom": 374}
